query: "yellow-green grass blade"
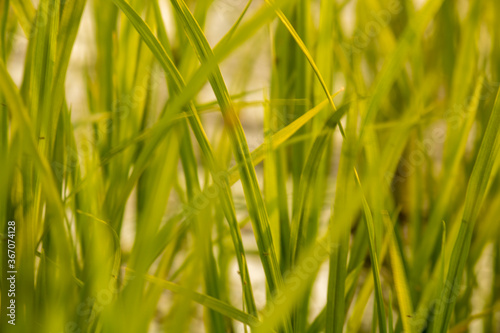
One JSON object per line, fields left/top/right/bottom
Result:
{"left": 358, "top": 0, "right": 445, "bottom": 140}
{"left": 288, "top": 102, "right": 349, "bottom": 266}
{"left": 346, "top": 220, "right": 392, "bottom": 333}
{"left": 152, "top": 2, "right": 259, "bottom": 320}
{"left": 110, "top": 0, "right": 259, "bottom": 317}
{"left": 126, "top": 269, "right": 260, "bottom": 328}
{"left": 265, "top": 0, "right": 337, "bottom": 114}
{"left": 168, "top": 0, "right": 287, "bottom": 307}
{"left": 354, "top": 169, "right": 387, "bottom": 333}
{"left": 382, "top": 211, "right": 415, "bottom": 333}
{"left": 325, "top": 100, "right": 358, "bottom": 333}
{"left": 0, "top": 60, "right": 70, "bottom": 251}
{"left": 412, "top": 53, "right": 486, "bottom": 286}
{"left": 75, "top": 210, "right": 121, "bottom": 281}
{"left": 9, "top": 0, "right": 35, "bottom": 36}
{"left": 177, "top": 123, "right": 228, "bottom": 332}
{"left": 149, "top": 99, "right": 343, "bottom": 267}
{"left": 307, "top": 264, "right": 364, "bottom": 333}
{"left": 431, "top": 87, "right": 500, "bottom": 332}
{"left": 254, "top": 234, "right": 332, "bottom": 333}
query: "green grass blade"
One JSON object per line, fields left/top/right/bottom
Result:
{"left": 110, "top": 0, "right": 259, "bottom": 317}
{"left": 382, "top": 211, "right": 415, "bottom": 333}
{"left": 168, "top": 0, "right": 286, "bottom": 305}
{"left": 128, "top": 269, "right": 260, "bottom": 327}
{"left": 10, "top": 0, "right": 35, "bottom": 36}
{"left": 289, "top": 102, "right": 349, "bottom": 265}
{"left": 354, "top": 169, "right": 387, "bottom": 333}
{"left": 431, "top": 87, "right": 500, "bottom": 332}
{"left": 358, "top": 0, "right": 445, "bottom": 140}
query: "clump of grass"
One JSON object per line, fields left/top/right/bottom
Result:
{"left": 1, "top": 0, "right": 500, "bottom": 332}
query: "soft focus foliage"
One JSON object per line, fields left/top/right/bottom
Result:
{"left": 1, "top": 0, "right": 500, "bottom": 332}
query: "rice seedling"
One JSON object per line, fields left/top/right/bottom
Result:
{"left": 1, "top": 0, "right": 500, "bottom": 332}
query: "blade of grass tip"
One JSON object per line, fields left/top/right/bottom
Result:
{"left": 431, "top": 87, "right": 500, "bottom": 333}
{"left": 169, "top": 0, "right": 287, "bottom": 306}
{"left": 354, "top": 169, "right": 387, "bottom": 333}
{"left": 382, "top": 211, "right": 415, "bottom": 333}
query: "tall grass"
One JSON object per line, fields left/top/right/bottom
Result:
{"left": 1, "top": 0, "right": 500, "bottom": 332}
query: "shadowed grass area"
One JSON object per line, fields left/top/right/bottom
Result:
{"left": 1, "top": 0, "right": 500, "bottom": 332}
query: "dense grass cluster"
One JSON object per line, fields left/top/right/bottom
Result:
{"left": 1, "top": 0, "right": 500, "bottom": 332}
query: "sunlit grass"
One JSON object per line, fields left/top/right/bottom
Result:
{"left": 1, "top": 0, "right": 500, "bottom": 332}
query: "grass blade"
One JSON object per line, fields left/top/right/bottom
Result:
{"left": 431, "top": 87, "right": 500, "bottom": 332}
